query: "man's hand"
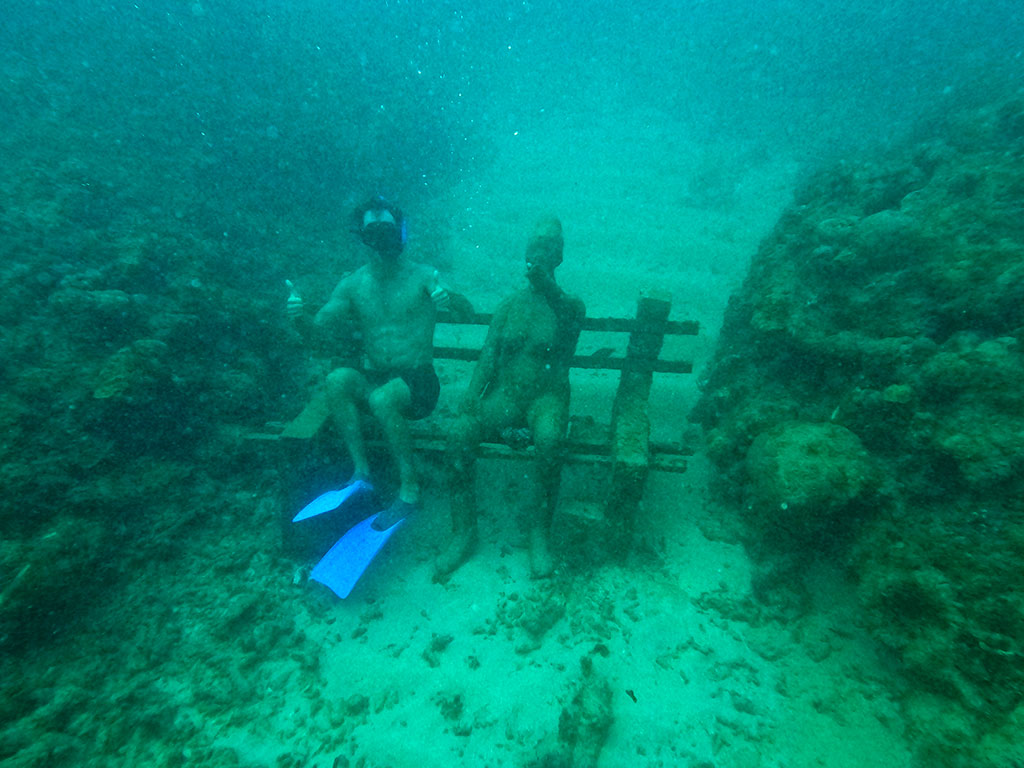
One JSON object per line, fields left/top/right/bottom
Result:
{"left": 286, "top": 280, "right": 304, "bottom": 318}
{"left": 429, "top": 270, "right": 451, "bottom": 310}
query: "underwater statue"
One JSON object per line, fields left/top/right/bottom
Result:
{"left": 438, "top": 216, "right": 586, "bottom": 580}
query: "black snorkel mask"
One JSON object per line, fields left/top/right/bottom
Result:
{"left": 354, "top": 197, "right": 407, "bottom": 257}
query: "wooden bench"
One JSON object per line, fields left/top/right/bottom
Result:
{"left": 253, "top": 291, "right": 698, "bottom": 520}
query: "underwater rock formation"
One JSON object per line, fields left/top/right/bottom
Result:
{"left": 92, "top": 339, "right": 170, "bottom": 399}
{"left": 0, "top": 127, "right": 310, "bottom": 661}
{"left": 556, "top": 655, "right": 613, "bottom": 767}
{"left": 691, "top": 96, "right": 1024, "bottom": 760}
{"left": 744, "top": 420, "right": 883, "bottom": 546}
{"left": 527, "top": 653, "right": 613, "bottom": 768}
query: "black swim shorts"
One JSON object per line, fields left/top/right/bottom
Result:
{"left": 364, "top": 365, "right": 440, "bottom": 420}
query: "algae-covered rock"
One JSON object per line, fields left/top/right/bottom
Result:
{"left": 851, "top": 209, "right": 933, "bottom": 272}
{"left": 855, "top": 504, "right": 1024, "bottom": 718}
{"left": 692, "top": 95, "right": 1024, "bottom": 758}
{"left": 93, "top": 339, "right": 170, "bottom": 399}
{"left": 914, "top": 333, "right": 1024, "bottom": 488}
{"left": 745, "top": 421, "right": 881, "bottom": 542}
{"left": 46, "top": 287, "right": 142, "bottom": 343}
{"left": 0, "top": 515, "right": 109, "bottom": 650}
{"left": 554, "top": 655, "right": 613, "bottom": 768}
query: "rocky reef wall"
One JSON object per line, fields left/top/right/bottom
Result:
{"left": 0, "top": 111, "right": 362, "bottom": 655}
{"left": 691, "top": 97, "right": 1024, "bottom": 766}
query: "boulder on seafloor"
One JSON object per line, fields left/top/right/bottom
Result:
{"left": 744, "top": 421, "right": 883, "bottom": 543}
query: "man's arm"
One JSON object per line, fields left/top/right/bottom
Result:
{"left": 313, "top": 280, "right": 350, "bottom": 328}
{"left": 314, "top": 278, "right": 364, "bottom": 361}
{"left": 285, "top": 274, "right": 361, "bottom": 360}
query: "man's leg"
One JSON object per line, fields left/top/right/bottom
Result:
{"left": 367, "top": 378, "right": 417, "bottom": 505}
{"left": 325, "top": 368, "right": 370, "bottom": 480}
{"left": 526, "top": 394, "right": 569, "bottom": 578}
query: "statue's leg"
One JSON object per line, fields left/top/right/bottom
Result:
{"left": 437, "top": 393, "right": 522, "bottom": 578}
{"left": 526, "top": 393, "right": 569, "bottom": 578}
{"left": 435, "top": 410, "right": 484, "bottom": 578}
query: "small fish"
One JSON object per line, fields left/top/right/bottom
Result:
{"left": 625, "top": 689, "right": 637, "bottom": 703}
{"left": 588, "top": 347, "right": 616, "bottom": 359}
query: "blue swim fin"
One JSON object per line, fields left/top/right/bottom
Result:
{"left": 292, "top": 479, "right": 372, "bottom": 522}
{"left": 310, "top": 513, "right": 406, "bottom": 599}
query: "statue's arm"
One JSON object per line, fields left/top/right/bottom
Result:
{"left": 460, "top": 299, "right": 509, "bottom": 411}
{"left": 558, "top": 294, "right": 586, "bottom": 358}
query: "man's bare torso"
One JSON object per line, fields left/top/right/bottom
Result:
{"left": 317, "top": 258, "right": 437, "bottom": 370}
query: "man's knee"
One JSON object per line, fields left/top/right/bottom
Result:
{"left": 368, "top": 380, "right": 409, "bottom": 421}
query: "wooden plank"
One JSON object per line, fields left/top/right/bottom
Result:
{"left": 366, "top": 436, "right": 689, "bottom": 473}
{"left": 437, "top": 311, "right": 699, "bottom": 336}
{"left": 436, "top": 348, "right": 692, "bottom": 374}
{"left": 433, "top": 345, "right": 692, "bottom": 373}
{"left": 248, "top": 417, "right": 691, "bottom": 473}
{"left": 568, "top": 356, "right": 692, "bottom": 373}
{"left": 607, "top": 292, "right": 672, "bottom": 525}
{"left": 580, "top": 316, "right": 699, "bottom": 335}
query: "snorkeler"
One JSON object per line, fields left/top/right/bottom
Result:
{"left": 288, "top": 196, "right": 452, "bottom": 530}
